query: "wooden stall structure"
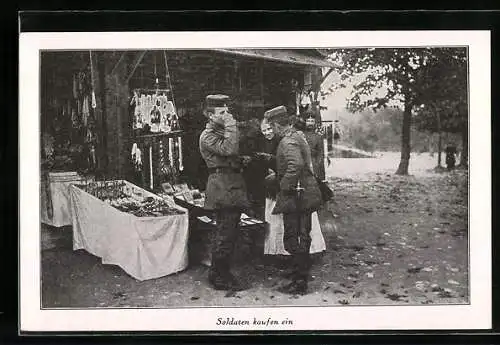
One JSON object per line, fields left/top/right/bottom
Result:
{"left": 40, "top": 49, "right": 335, "bottom": 202}
{"left": 40, "top": 48, "right": 335, "bottom": 270}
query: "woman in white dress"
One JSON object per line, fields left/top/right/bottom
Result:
{"left": 259, "top": 119, "right": 326, "bottom": 256}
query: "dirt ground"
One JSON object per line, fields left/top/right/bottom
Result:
{"left": 41, "top": 153, "right": 469, "bottom": 308}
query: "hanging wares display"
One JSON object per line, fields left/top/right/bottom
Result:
{"left": 130, "top": 92, "right": 177, "bottom": 133}
{"left": 131, "top": 143, "right": 143, "bottom": 172}
{"left": 129, "top": 50, "right": 184, "bottom": 191}
{"left": 43, "top": 51, "right": 102, "bottom": 174}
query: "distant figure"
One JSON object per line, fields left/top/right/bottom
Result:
{"left": 333, "top": 120, "right": 342, "bottom": 145}
{"left": 445, "top": 144, "right": 457, "bottom": 171}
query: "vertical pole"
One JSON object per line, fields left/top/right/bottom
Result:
{"left": 178, "top": 136, "right": 184, "bottom": 171}
{"left": 169, "top": 137, "right": 174, "bottom": 167}
{"left": 149, "top": 144, "right": 153, "bottom": 190}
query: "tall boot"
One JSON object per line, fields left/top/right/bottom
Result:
{"left": 282, "top": 255, "right": 300, "bottom": 280}
{"left": 277, "top": 254, "right": 308, "bottom": 295}
{"left": 293, "top": 253, "right": 310, "bottom": 294}
{"left": 299, "top": 252, "right": 312, "bottom": 282}
{"left": 209, "top": 257, "right": 246, "bottom": 291}
{"left": 208, "top": 258, "right": 231, "bottom": 291}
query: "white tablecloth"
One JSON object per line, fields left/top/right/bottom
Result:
{"left": 41, "top": 172, "right": 84, "bottom": 227}
{"left": 264, "top": 198, "right": 326, "bottom": 255}
{"left": 69, "top": 180, "right": 189, "bottom": 281}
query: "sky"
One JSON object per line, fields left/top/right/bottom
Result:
{"left": 320, "top": 70, "right": 352, "bottom": 121}
{"left": 319, "top": 67, "right": 402, "bottom": 123}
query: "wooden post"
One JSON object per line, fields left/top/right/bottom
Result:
{"left": 259, "top": 61, "right": 264, "bottom": 105}
{"left": 311, "top": 66, "right": 323, "bottom": 123}
{"left": 102, "top": 51, "right": 146, "bottom": 179}
{"left": 103, "top": 51, "right": 129, "bottom": 178}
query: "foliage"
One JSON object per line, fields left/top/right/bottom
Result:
{"left": 328, "top": 48, "right": 437, "bottom": 110}
{"left": 413, "top": 48, "right": 468, "bottom": 134}
{"left": 324, "top": 47, "right": 468, "bottom": 173}
{"left": 338, "top": 107, "right": 432, "bottom": 153}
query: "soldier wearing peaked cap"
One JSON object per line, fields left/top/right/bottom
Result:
{"left": 199, "top": 94, "right": 250, "bottom": 291}
{"left": 265, "top": 105, "right": 322, "bottom": 295}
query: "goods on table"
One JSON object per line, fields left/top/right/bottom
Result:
{"left": 197, "top": 213, "right": 264, "bottom": 227}
{"left": 174, "top": 187, "right": 205, "bottom": 207}
{"left": 110, "top": 196, "right": 184, "bottom": 217}
{"left": 77, "top": 180, "right": 184, "bottom": 217}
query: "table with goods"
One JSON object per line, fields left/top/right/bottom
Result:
{"left": 69, "top": 179, "right": 189, "bottom": 280}
{"left": 158, "top": 182, "right": 268, "bottom": 267}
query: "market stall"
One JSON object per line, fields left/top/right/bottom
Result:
{"left": 40, "top": 51, "right": 104, "bottom": 227}
{"left": 41, "top": 49, "right": 332, "bottom": 272}
{"left": 69, "top": 179, "right": 189, "bottom": 280}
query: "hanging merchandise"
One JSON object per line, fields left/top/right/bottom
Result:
{"left": 301, "top": 90, "right": 312, "bottom": 107}
{"left": 130, "top": 51, "right": 179, "bottom": 134}
{"left": 73, "top": 73, "right": 78, "bottom": 99}
{"left": 90, "top": 144, "right": 97, "bottom": 168}
{"left": 82, "top": 95, "right": 90, "bottom": 127}
{"left": 131, "top": 143, "right": 143, "bottom": 171}
{"left": 158, "top": 140, "right": 166, "bottom": 175}
{"left": 132, "top": 91, "right": 175, "bottom": 133}
{"left": 163, "top": 50, "right": 178, "bottom": 128}
{"left": 91, "top": 91, "right": 97, "bottom": 109}
{"left": 89, "top": 51, "right": 97, "bottom": 109}
{"left": 145, "top": 95, "right": 152, "bottom": 125}
{"left": 150, "top": 105, "right": 161, "bottom": 133}
{"left": 131, "top": 92, "right": 141, "bottom": 130}
{"left": 71, "top": 108, "right": 79, "bottom": 129}
{"left": 78, "top": 72, "right": 85, "bottom": 93}
{"left": 85, "top": 124, "right": 98, "bottom": 171}
{"left": 131, "top": 90, "right": 144, "bottom": 130}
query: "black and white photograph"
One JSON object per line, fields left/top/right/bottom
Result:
{"left": 19, "top": 31, "right": 491, "bottom": 332}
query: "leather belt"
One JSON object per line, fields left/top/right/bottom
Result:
{"left": 208, "top": 167, "right": 242, "bottom": 174}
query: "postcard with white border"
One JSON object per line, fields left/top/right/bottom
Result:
{"left": 20, "top": 30, "right": 491, "bottom": 332}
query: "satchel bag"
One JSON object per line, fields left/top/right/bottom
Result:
{"left": 316, "top": 177, "right": 334, "bottom": 202}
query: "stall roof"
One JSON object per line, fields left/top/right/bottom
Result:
{"left": 212, "top": 49, "right": 338, "bottom": 67}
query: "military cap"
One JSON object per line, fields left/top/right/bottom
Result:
{"left": 263, "top": 105, "right": 287, "bottom": 120}
{"left": 205, "top": 94, "right": 230, "bottom": 108}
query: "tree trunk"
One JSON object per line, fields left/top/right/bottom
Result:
{"left": 437, "top": 132, "right": 443, "bottom": 167}
{"left": 459, "top": 125, "right": 468, "bottom": 167}
{"left": 395, "top": 102, "right": 412, "bottom": 175}
{"left": 437, "top": 112, "right": 442, "bottom": 167}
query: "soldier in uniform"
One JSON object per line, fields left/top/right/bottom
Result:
{"left": 303, "top": 112, "right": 326, "bottom": 182}
{"left": 265, "top": 105, "right": 323, "bottom": 295}
{"left": 199, "top": 94, "right": 250, "bottom": 291}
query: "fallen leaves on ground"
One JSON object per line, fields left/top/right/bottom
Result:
{"left": 41, "top": 164, "right": 468, "bottom": 307}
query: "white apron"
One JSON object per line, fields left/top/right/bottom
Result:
{"left": 264, "top": 198, "right": 326, "bottom": 255}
